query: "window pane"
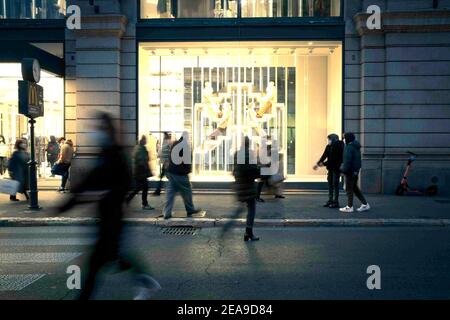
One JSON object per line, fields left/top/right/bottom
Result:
{"left": 0, "top": 0, "right": 66, "bottom": 19}
{"left": 139, "top": 41, "right": 342, "bottom": 181}
{"left": 141, "top": 0, "right": 238, "bottom": 18}
{"left": 241, "top": 0, "right": 341, "bottom": 17}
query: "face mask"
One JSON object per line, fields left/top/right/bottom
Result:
{"left": 327, "top": 139, "right": 332, "bottom": 145}
{"left": 20, "top": 143, "right": 27, "bottom": 149}
{"left": 343, "top": 139, "right": 346, "bottom": 144}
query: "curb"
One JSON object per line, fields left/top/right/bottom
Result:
{"left": 0, "top": 217, "right": 449, "bottom": 227}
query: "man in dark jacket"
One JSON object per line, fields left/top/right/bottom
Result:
{"left": 339, "top": 132, "right": 370, "bottom": 213}
{"left": 126, "top": 135, "right": 154, "bottom": 210}
{"left": 315, "top": 133, "right": 344, "bottom": 208}
{"left": 163, "top": 131, "right": 205, "bottom": 219}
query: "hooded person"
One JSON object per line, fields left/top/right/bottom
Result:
{"left": 339, "top": 132, "right": 370, "bottom": 213}
{"left": 314, "top": 133, "right": 344, "bottom": 208}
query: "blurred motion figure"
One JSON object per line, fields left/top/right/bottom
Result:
{"left": 58, "top": 113, "right": 160, "bottom": 300}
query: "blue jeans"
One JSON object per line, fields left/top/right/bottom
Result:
{"left": 163, "top": 173, "right": 196, "bottom": 218}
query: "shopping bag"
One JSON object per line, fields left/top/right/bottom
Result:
{"left": 51, "top": 163, "right": 68, "bottom": 176}
{"left": 0, "top": 178, "right": 20, "bottom": 196}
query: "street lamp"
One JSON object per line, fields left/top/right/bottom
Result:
{"left": 18, "top": 58, "right": 44, "bottom": 210}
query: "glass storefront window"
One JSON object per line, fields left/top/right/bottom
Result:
{"left": 0, "top": 63, "right": 64, "bottom": 177}
{"left": 141, "top": 0, "right": 238, "bottom": 18}
{"left": 242, "top": 0, "right": 341, "bottom": 17}
{"left": 139, "top": 41, "right": 342, "bottom": 182}
{"left": 140, "top": 0, "right": 340, "bottom": 18}
{"left": 0, "top": 0, "right": 66, "bottom": 19}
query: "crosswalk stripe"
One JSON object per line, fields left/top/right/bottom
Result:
{"left": 0, "top": 252, "right": 82, "bottom": 264}
{"left": 0, "top": 226, "right": 98, "bottom": 235}
{"left": 0, "top": 238, "right": 96, "bottom": 246}
{"left": 0, "top": 274, "right": 46, "bottom": 291}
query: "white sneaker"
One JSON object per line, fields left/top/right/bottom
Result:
{"left": 134, "top": 275, "right": 162, "bottom": 300}
{"left": 339, "top": 206, "right": 354, "bottom": 213}
{"left": 357, "top": 204, "right": 371, "bottom": 212}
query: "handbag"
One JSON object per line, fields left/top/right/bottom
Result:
{"left": 0, "top": 178, "right": 20, "bottom": 196}
{"left": 51, "top": 163, "right": 69, "bottom": 176}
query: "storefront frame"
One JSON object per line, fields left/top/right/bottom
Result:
{"left": 136, "top": 17, "right": 346, "bottom": 184}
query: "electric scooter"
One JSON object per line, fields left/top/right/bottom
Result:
{"left": 395, "top": 151, "right": 438, "bottom": 196}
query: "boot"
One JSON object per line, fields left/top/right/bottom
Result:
{"left": 10, "top": 195, "right": 19, "bottom": 202}
{"left": 244, "top": 227, "right": 260, "bottom": 242}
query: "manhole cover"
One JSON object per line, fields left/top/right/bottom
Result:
{"left": 160, "top": 226, "right": 199, "bottom": 236}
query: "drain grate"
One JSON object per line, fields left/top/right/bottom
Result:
{"left": 160, "top": 226, "right": 199, "bottom": 236}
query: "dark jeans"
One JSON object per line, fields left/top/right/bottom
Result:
{"left": 327, "top": 170, "right": 341, "bottom": 202}
{"left": 126, "top": 178, "right": 149, "bottom": 206}
{"left": 257, "top": 177, "right": 270, "bottom": 197}
{"left": 344, "top": 174, "right": 367, "bottom": 207}
{"left": 155, "top": 166, "right": 166, "bottom": 193}
{"left": 244, "top": 198, "right": 256, "bottom": 228}
{"left": 0, "top": 157, "right": 6, "bottom": 175}
{"left": 61, "top": 164, "right": 70, "bottom": 189}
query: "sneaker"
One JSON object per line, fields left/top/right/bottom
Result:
{"left": 187, "top": 209, "right": 206, "bottom": 218}
{"left": 134, "top": 275, "right": 161, "bottom": 300}
{"left": 275, "top": 195, "right": 285, "bottom": 199}
{"left": 142, "top": 205, "right": 155, "bottom": 210}
{"left": 357, "top": 203, "right": 371, "bottom": 212}
{"left": 339, "top": 206, "right": 354, "bottom": 213}
{"left": 255, "top": 197, "right": 265, "bottom": 203}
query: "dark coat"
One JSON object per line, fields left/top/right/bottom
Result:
{"left": 46, "top": 141, "right": 60, "bottom": 163}
{"left": 8, "top": 150, "right": 30, "bottom": 193}
{"left": 132, "top": 144, "right": 151, "bottom": 181}
{"left": 340, "top": 140, "right": 362, "bottom": 175}
{"left": 168, "top": 138, "right": 192, "bottom": 176}
{"left": 319, "top": 140, "right": 344, "bottom": 172}
{"left": 232, "top": 150, "right": 260, "bottom": 202}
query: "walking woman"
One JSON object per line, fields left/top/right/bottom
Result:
{"left": 232, "top": 136, "right": 260, "bottom": 241}
{"left": 8, "top": 139, "right": 30, "bottom": 202}
{"left": 126, "top": 135, "right": 154, "bottom": 210}
{"left": 46, "top": 135, "right": 60, "bottom": 176}
{"left": 0, "top": 135, "right": 8, "bottom": 176}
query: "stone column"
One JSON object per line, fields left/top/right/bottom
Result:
{"left": 69, "top": 1, "right": 127, "bottom": 188}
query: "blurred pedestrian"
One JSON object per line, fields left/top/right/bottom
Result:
{"left": 126, "top": 135, "right": 154, "bottom": 210}
{"left": 163, "top": 131, "right": 205, "bottom": 219}
{"left": 7, "top": 139, "right": 30, "bottom": 202}
{"left": 58, "top": 113, "right": 161, "bottom": 300}
{"left": 255, "top": 141, "right": 271, "bottom": 202}
{"left": 232, "top": 136, "right": 260, "bottom": 241}
{"left": 46, "top": 135, "right": 60, "bottom": 176}
{"left": 314, "top": 133, "right": 344, "bottom": 208}
{"left": 56, "top": 139, "right": 74, "bottom": 192}
{"left": 0, "top": 135, "right": 8, "bottom": 176}
{"left": 154, "top": 132, "right": 172, "bottom": 196}
{"left": 339, "top": 132, "right": 370, "bottom": 213}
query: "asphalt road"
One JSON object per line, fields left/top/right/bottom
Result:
{"left": 0, "top": 225, "right": 449, "bottom": 300}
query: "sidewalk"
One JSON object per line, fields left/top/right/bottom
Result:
{"left": 1, "top": 189, "right": 450, "bottom": 227}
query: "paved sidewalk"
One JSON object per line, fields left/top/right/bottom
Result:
{"left": 0, "top": 189, "right": 449, "bottom": 227}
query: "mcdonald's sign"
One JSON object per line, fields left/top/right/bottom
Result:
{"left": 18, "top": 80, "right": 44, "bottom": 118}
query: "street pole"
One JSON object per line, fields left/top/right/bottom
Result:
{"left": 28, "top": 118, "right": 40, "bottom": 210}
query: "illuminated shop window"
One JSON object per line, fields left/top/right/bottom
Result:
{"left": 0, "top": 0, "right": 66, "bottom": 19}
{"left": 139, "top": 41, "right": 342, "bottom": 182}
{"left": 140, "top": 0, "right": 340, "bottom": 18}
{"left": 0, "top": 63, "right": 64, "bottom": 177}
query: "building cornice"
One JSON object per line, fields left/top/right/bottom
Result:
{"left": 354, "top": 10, "right": 450, "bottom": 36}
{"left": 73, "top": 14, "right": 127, "bottom": 38}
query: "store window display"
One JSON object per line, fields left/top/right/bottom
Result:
{"left": 139, "top": 42, "right": 342, "bottom": 181}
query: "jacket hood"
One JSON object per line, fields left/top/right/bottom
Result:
{"left": 327, "top": 134, "right": 339, "bottom": 142}
{"left": 344, "top": 132, "right": 356, "bottom": 144}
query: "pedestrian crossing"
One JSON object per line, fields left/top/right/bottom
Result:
{"left": 0, "top": 226, "right": 96, "bottom": 294}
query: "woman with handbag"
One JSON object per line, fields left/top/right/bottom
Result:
{"left": 7, "top": 139, "right": 30, "bottom": 202}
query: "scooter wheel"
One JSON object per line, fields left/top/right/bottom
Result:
{"left": 395, "top": 185, "right": 406, "bottom": 196}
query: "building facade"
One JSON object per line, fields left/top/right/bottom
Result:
{"left": 1, "top": 0, "right": 449, "bottom": 195}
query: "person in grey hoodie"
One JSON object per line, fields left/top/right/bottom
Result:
{"left": 339, "top": 132, "right": 370, "bottom": 213}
